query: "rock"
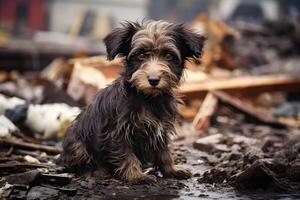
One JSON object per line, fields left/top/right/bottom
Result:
{"left": 24, "top": 155, "right": 41, "bottom": 164}
{"left": 287, "top": 159, "right": 300, "bottom": 182}
{"left": 198, "top": 168, "right": 228, "bottom": 184}
{"left": 27, "top": 186, "right": 60, "bottom": 200}
{"left": 234, "top": 159, "right": 276, "bottom": 189}
{"left": 193, "top": 134, "right": 229, "bottom": 153}
{"left": 7, "top": 185, "right": 28, "bottom": 199}
{"left": 0, "top": 183, "right": 13, "bottom": 199}
{"left": 6, "top": 170, "right": 41, "bottom": 185}
{"left": 232, "top": 135, "right": 258, "bottom": 146}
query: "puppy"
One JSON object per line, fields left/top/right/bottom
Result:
{"left": 60, "top": 20, "right": 205, "bottom": 183}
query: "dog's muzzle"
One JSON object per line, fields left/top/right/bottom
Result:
{"left": 148, "top": 76, "right": 160, "bottom": 86}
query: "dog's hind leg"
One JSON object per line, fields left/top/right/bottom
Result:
{"left": 155, "top": 147, "right": 192, "bottom": 179}
{"left": 114, "top": 151, "right": 157, "bottom": 184}
{"left": 59, "top": 131, "right": 94, "bottom": 173}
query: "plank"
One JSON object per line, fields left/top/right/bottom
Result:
{"left": 180, "top": 73, "right": 300, "bottom": 99}
{"left": 192, "top": 93, "right": 218, "bottom": 132}
{"left": 0, "top": 138, "right": 62, "bottom": 154}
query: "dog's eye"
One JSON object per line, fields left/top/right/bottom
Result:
{"left": 165, "top": 53, "right": 174, "bottom": 60}
{"left": 137, "top": 53, "right": 147, "bottom": 60}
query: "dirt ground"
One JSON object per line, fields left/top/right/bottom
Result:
{"left": 2, "top": 108, "right": 300, "bottom": 200}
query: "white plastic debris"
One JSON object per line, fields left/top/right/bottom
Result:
{"left": 0, "top": 115, "right": 19, "bottom": 138}
{"left": 0, "top": 94, "right": 80, "bottom": 139}
{"left": 0, "top": 94, "right": 25, "bottom": 115}
{"left": 25, "top": 103, "right": 80, "bottom": 139}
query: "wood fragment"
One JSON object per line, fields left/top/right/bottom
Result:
{"left": 41, "top": 58, "right": 66, "bottom": 82}
{"left": 181, "top": 74, "right": 300, "bottom": 99}
{"left": 193, "top": 93, "right": 218, "bottom": 132}
{"left": 0, "top": 162, "right": 53, "bottom": 173}
{"left": 0, "top": 138, "right": 62, "bottom": 154}
{"left": 212, "top": 91, "right": 286, "bottom": 128}
{"left": 67, "top": 57, "right": 122, "bottom": 104}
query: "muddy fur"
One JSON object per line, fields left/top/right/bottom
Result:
{"left": 60, "top": 20, "right": 205, "bottom": 183}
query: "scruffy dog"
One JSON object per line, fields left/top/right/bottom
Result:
{"left": 60, "top": 20, "right": 205, "bottom": 183}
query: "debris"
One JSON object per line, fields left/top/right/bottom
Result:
{"left": 234, "top": 159, "right": 276, "bottom": 189}
{"left": 39, "top": 173, "right": 72, "bottom": 185}
{"left": 24, "top": 155, "right": 41, "bottom": 164}
{"left": 6, "top": 170, "right": 41, "bottom": 185}
{"left": 2, "top": 94, "right": 80, "bottom": 139}
{"left": 193, "top": 93, "right": 218, "bottom": 132}
{"left": 41, "top": 58, "right": 67, "bottom": 83}
{"left": 0, "top": 94, "right": 25, "bottom": 114}
{"left": 181, "top": 73, "right": 300, "bottom": 99}
{"left": 0, "top": 162, "right": 52, "bottom": 174}
{"left": 27, "top": 186, "right": 60, "bottom": 200}
{"left": 212, "top": 91, "right": 287, "bottom": 127}
{"left": 6, "top": 185, "right": 29, "bottom": 200}
{"left": 0, "top": 115, "right": 19, "bottom": 138}
{"left": 191, "top": 14, "right": 240, "bottom": 72}
{"left": 273, "top": 102, "right": 300, "bottom": 119}
{"left": 0, "top": 138, "right": 62, "bottom": 154}
{"left": 24, "top": 103, "right": 80, "bottom": 139}
{"left": 67, "top": 61, "right": 107, "bottom": 104}
{"left": 67, "top": 56, "right": 122, "bottom": 104}
{"left": 193, "top": 134, "right": 223, "bottom": 153}
{"left": 0, "top": 183, "right": 13, "bottom": 199}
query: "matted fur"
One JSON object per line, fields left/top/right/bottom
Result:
{"left": 60, "top": 20, "right": 205, "bottom": 183}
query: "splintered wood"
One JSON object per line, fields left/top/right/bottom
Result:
{"left": 192, "top": 93, "right": 218, "bottom": 132}
{"left": 67, "top": 56, "right": 122, "bottom": 104}
{"left": 212, "top": 91, "right": 287, "bottom": 128}
{"left": 181, "top": 73, "right": 300, "bottom": 99}
{"left": 191, "top": 14, "right": 240, "bottom": 72}
{"left": 0, "top": 138, "right": 62, "bottom": 154}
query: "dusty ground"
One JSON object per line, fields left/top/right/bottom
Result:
{"left": 2, "top": 110, "right": 300, "bottom": 200}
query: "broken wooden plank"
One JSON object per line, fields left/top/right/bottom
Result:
{"left": 0, "top": 162, "right": 53, "bottom": 173}
{"left": 0, "top": 138, "right": 62, "bottom": 154}
{"left": 41, "top": 58, "right": 66, "bottom": 82}
{"left": 67, "top": 57, "right": 122, "bottom": 104}
{"left": 181, "top": 73, "right": 300, "bottom": 99}
{"left": 193, "top": 93, "right": 218, "bottom": 132}
{"left": 212, "top": 91, "right": 286, "bottom": 128}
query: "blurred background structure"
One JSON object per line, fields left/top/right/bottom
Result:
{"left": 0, "top": 0, "right": 300, "bottom": 70}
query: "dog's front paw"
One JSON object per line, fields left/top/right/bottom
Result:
{"left": 130, "top": 174, "right": 157, "bottom": 184}
{"left": 163, "top": 167, "right": 192, "bottom": 180}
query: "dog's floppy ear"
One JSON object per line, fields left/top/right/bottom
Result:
{"left": 173, "top": 24, "right": 206, "bottom": 61}
{"left": 104, "top": 22, "right": 140, "bottom": 60}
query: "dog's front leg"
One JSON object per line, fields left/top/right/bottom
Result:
{"left": 156, "top": 147, "right": 192, "bottom": 179}
{"left": 115, "top": 150, "right": 157, "bottom": 184}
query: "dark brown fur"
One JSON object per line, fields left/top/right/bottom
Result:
{"left": 60, "top": 20, "right": 205, "bottom": 183}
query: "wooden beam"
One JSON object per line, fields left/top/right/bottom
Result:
{"left": 212, "top": 91, "right": 286, "bottom": 128}
{"left": 193, "top": 93, "right": 218, "bottom": 132}
{"left": 0, "top": 139, "right": 62, "bottom": 154}
{"left": 180, "top": 73, "right": 300, "bottom": 99}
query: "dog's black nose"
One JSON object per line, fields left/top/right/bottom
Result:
{"left": 148, "top": 76, "right": 160, "bottom": 86}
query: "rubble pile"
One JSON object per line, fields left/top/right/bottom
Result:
{"left": 196, "top": 111, "right": 300, "bottom": 192}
